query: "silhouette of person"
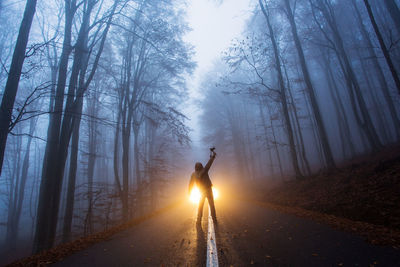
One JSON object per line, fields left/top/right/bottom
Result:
{"left": 189, "top": 149, "right": 217, "bottom": 224}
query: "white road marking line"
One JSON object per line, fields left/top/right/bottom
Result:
{"left": 207, "top": 207, "right": 218, "bottom": 267}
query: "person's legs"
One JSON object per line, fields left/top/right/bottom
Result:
{"left": 197, "top": 193, "right": 206, "bottom": 223}
{"left": 206, "top": 188, "right": 217, "bottom": 222}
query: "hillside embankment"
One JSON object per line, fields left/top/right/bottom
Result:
{"left": 248, "top": 145, "right": 400, "bottom": 246}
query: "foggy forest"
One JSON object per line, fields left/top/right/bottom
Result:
{"left": 1, "top": 0, "right": 400, "bottom": 265}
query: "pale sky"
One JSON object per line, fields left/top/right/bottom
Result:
{"left": 183, "top": 0, "right": 253, "bottom": 145}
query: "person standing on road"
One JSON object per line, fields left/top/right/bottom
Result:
{"left": 189, "top": 148, "right": 217, "bottom": 224}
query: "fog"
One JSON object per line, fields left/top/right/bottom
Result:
{"left": 0, "top": 0, "right": 399, "bottom": 264}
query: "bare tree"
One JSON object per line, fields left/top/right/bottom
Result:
{"left": 259, "top": 0, "right": 303, "bottom": 178}
{"left": 283, "top": 0, "right": 335, "bottom": 168}
{"left": 310, "top": 0, "right": 382, "bottom": 151}
{"left": 362, "top": 0, "right": 400, "bottom": 95}
{"left": 0, "top": 0, "right": 37, "bottom": 175}
{"left": 34, "top": 0, "right": 118, "bottom": 252}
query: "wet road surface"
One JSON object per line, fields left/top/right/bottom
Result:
{"left": 53, "top": 197, "right": 400, "bottom": 266}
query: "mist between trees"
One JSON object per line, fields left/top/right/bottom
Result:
{"left": 0, "top": 0, "right": 399, "bottom": 264}
{"left": 201, "top": 0, "right": 400, "bottom": 182}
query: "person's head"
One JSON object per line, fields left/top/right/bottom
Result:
{"left": 195, "top": 162, "right": 203, "bottom": 171}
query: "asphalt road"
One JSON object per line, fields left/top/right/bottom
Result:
{"left": 53, "top": 197, "right": 400, "bottom": 266}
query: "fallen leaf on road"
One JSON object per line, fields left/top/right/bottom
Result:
{"left": 265, "top": 255, "right": 271, "bottom": 259}
{"left": 250, "top": 260, "right": 254, "bottom": 264}
{"left": 312, "top": 253, "right": 318, "bottom": 257}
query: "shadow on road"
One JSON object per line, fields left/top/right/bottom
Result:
{"left": 195, "top": 222, "right": 206, "bottom": 267}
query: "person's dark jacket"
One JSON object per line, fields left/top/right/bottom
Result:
{"left": 189, "top": 155, "right": 216, "bottom": 192}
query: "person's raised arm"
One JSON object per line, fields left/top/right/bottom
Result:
{"left": 203, "top": 151, "right": 216, "bottom": 172}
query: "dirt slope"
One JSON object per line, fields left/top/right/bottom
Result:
{"left": 263, "top": 145, "right": 400, "bottom": 231}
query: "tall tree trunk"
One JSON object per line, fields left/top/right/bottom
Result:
{"left": 352, "top": 0, "right": 400, "bottom": 140}
{"left": 7, "top": 117, "right": 36, "bottom": 246}
{"left": 0, "top": 0, "right": 37, "bottom": 175}
{"left": 358, "top": 51, "right": 391, "bottom": 143}
{"left": 33, "top": 1, "right": 76, "bottom": 253}
{"left": 34, "top": 0, "right": 116, "bottom": 252}
{"left": 62, "top": 13, "right": 91, "bottom": 240}
{"left": 284, "top": 0, "right": 335, "bottom": 169}
{"left": 133, "top": 123, "right": 141, "bottom": 187}
{"left": 324, "top": 51, "right": 356, "bottom": 156}
{"left": 363, "top": 0, "right": 400, "bottom": 95}
{"left": 244, "top": 108, "right": 257, "bottom": 180}
{"left": 286, "top": 75, "right": 311, "bottom": 175}
{"left": 320, "top": 51, "right": 356, "bottom": 158}
{"left": 301, "top": 86, "right": 324, "bottom": 165}
{"left": 259, "top": 0, "right": 303, "bottom": 178}
{"left": 61, "top": 104, "right": 82, "bottom": 243}
{"left": 257, "top": 98, "right": 275, "bottom": 177}
{"left": 266, "top": 100, "right": 284, "bottom": 179}
{"left": 148, "top": 120, "right": 157, "bottom": 211}
{"left": 226, "top": 107, "right": 248, "bottom": 180}
{"left": 314, "top": 0, "right": 382, "bottom": 151}
{"left": 45, "top": 5, "right": 90, "bottom": 249}
{"left": 113, "top": 109, "right": 124, "bottom": 212}
{"left": 283, "top": 60, "right": 311, "bottom": 174}
{"left": 121, "top": 117, "right": 132, "bottom": 220}
{"left": 84, "top": 91, "right": 98, "bottom": 235}
{"left": 5, "top": 130, "right": 22, "bottom": 249}
{"left": 132, "top": 122, "right": 142, "bottom": 215}
{"left": 29, "top": 145, "right": 40, "bottom": 242}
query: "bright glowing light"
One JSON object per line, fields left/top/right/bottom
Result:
{"left": 189, "top": 186, "right": 220, "bottom": 204}
{"left": 190, "top": 186, "right": 201, "bottom": 204}
{"left": 212, "top": 187, "right": 219, "bottom": 200}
